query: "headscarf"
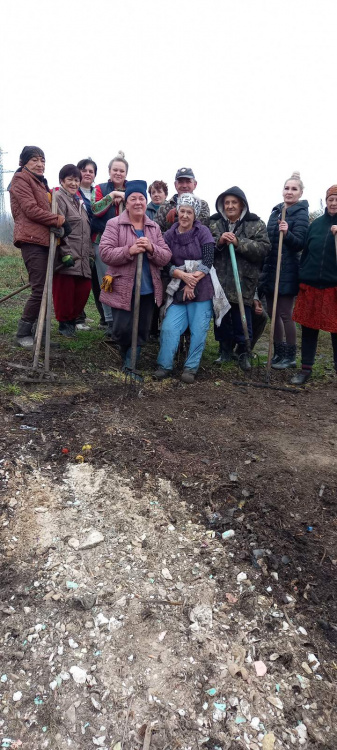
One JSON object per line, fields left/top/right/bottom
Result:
{"left": 326, "top": 185, "right": 337, "bottom": 200}
{"left": 176, "top": 192, "right": 201, "bottom": 218}
{"left": 19, "top": 146, "right": 45, "bottom": 167}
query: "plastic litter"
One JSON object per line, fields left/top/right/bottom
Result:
{"left": 66, "top": 581, "right": 78, "bottom": 590}
{"left": 205, "top": 688, "right": 217, "bottom": 696}
{"left": 161, "top": 567, "right": 173, "bottom": 580}
{"left": 12, "top": 692, "right": 22, "bottom": 702}
{"left": 69, "top": 666, "right": 87, "bottom": 684}
{"left": 266, "top": 695, "right": 283, "bottom": 710}
{"left": 237, "top": 572, "right": 247, "bottom": 583}
{"left": 222, "top": 530, "right": 235, "bottom": 540}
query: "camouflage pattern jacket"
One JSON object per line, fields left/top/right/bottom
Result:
{"left": 155, "top": 194, "right": 210, "bottom": 233}
{"left": 209, "top": 212, "right": 270, "bottom": 306}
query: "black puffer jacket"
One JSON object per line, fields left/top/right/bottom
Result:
{"left": 259, "top": 200, "right": 309, "bottom": 297}
{"left": 209, "top": 186, "right": 270, "bottom": 306}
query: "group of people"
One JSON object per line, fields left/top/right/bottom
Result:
{"left": 8, "top": 145, "right": 337, "bottom": 385}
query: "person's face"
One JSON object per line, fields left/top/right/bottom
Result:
{"left": 126, "top": 192, "right": 147, "bottom": 216}
{"left": 25, "top": 155, "right": 45, "bottom": 175}
{"left": 175, "top": 177, "right": 197, "bottom": 195}
{"left": 283, "top": 180, "right": 302, "bottom": 206}
{"left": 109, "top": 160, "right": 127, "bottom": 187}
{"left": 150, "top": 187, "right": 166, "bottom": 205}
{"left": 178, "top": 205, "right": 195, "bottom": 231}
{"left": 61, "top": 175, "right": 80, "bottom": 195}
{"left": 224, "top": 195, "right": 242, "bottom": 222}
{"left": 80, "top": 163, "right": 96, "bottom": 188}
{"left": 326, "top": 194, "right": 337, "bottom": 216}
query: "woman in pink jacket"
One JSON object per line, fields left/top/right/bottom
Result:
{"left": 99, "top": 180, "right": 171, "bottom": 372}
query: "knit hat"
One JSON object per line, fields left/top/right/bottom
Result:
{"left": 177, "top": 192, "right": 201, "bottom": 218}
{"left": 19, "top": 146, "right": 45, "bottom": 167}
{"left": 326, "top": 185, "right": 337, "bottom": 200}
{"left": 125, "top": 180, "right": 147, "bottom": 201}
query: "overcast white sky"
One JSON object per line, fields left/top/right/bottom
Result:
{"left": 1, "top": 0, "right": 336, "bottom": 221}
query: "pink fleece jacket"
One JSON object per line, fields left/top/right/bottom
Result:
{"left": 99, "top": 210, "right": 172, "bottom": 311}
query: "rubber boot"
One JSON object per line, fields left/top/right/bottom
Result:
{"left": 236, "top": 344, "right": 252, "bottom": 371}
{"left": 214, "top": 341, "right": 234, "bottom": 364}
{"left": 58, "top": 321, "right": 76, "bottom": 338}
{"left": 290, "top": 368, "right": 312, "bottom": 385}
{"left": 272, "top": 344, "right": 297, "bottom": 369}
{"left": 271, "top": 342, "right": 285, "bottom": 366}
{"left": 16, "top": 318, "right": 34, "bottom": 348}
{"left": 31, "top": 320, "right": 59, "bottom": 348}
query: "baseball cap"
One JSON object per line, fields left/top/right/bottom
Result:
{"left": 175, "top": 167, "right": 195, "bottom": 180}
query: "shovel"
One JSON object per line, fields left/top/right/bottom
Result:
{"left": 125, "top": 251, "right": 143, "bottom": 383}
{"left": 229, "top": 242, "right": 251, "bottom": 357}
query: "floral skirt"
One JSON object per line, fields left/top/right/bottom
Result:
{"left": 293, "top": 284, "right": 337, "bottom": 332}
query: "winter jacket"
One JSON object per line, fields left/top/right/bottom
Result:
{"left": 163, "top": 221, "right": 214, "bottom": 302}
{"left": 91, "top": 180, "right": 127, "bottom": 240}
{"left": 259, "top": 200, "right": 309, "bottom": 296}
{"left": 155, "top": 194, "right": 210, "bottom": 232}
{"left": 298, "top": 209, "right": 337, "bottom": 288}
{"left": 99, "top": 210, "right": 172, "bottom": 311}
{"left": 146, "top": 200, "right": 168, "bottom": 221}
{"left": 209, "top": 187, "right": 270, "bottom": 306}
{"left": 9, "top": 167, "right": 63, "bottom": 248}
{"left": 55, "top": 188, "right": 94, "bottom": 279}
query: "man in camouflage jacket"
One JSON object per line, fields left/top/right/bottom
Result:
{"left": 155, "top": 167, "right": 210, "bottom": 232}
{"left": 209, "top": 186, "right": 270, "bottom": 367}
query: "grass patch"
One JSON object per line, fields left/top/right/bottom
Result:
{"left": 0, "top": 253, "right": 336, "bottom": 385}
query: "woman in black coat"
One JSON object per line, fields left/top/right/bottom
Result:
{"left": 259, "top": 171, "right": 309, "bottom": 368}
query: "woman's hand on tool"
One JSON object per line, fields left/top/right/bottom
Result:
{"left": 278, "top": 220, "right": 288, "bottom": 234}
{"left": 129, "top": 243, "right": 146, "bottom": 255}
{"left": 220, "top": 232, "right": 238, "bottom": 247}
{"left": 330, "top": 224, "right": 337, "bottom": 236}
{"left": 136, "top": 237, "right": 154, "bottom": 254}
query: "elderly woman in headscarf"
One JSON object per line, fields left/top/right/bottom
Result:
{"left": 154, "top": 193, "right": 217, "bottom": 383}
{"left": 99, "top": 180, "right": 172, "bottom": 375}
{"left": 9, "top": 145, "right": 66, "bottom": 348}
{"left": 210, "top": 186, "right": 270, "bottom": 370}
{"left": 291, "top": 185, "right": 337, "bottom": 385}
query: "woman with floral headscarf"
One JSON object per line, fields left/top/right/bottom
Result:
{"left": 154, "top": 193, "right": 215, "bottom": 383}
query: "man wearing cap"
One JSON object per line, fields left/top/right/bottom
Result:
{"left": 155, "top": 167, "right": 210, "bottom": 233}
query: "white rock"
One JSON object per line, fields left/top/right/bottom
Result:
{"left": 266, "top": 695, "right": 283, "bottom": 711}
{"left": 70, "top": 666, "right": 87, "bottom": 684}
{"left": 68, "top": 537, "right": 80, "bottom": 550}
{"left": 189, "top": 604, "right": 212, "bottom": 629}
{"left": 297, "top": 626, "right": 307, "bottom": 636}
{"left": 94, "top": 613, "right": 109, "bottom": 628}
{"left": 158, "top": 630, "right": 167, "bottom": 642}
{"left": 237, "top": 572, "right": 247, "bottom": 583}
{"left": 109, "top": 616, "right": 122, "bottom": 631}
{"left": 49, "top": 680, "right": 58, "bottom": 691}
{"left": 93, "top": 736, "right": 106, "bottom": 746}
{"left": 295, "top": 723, "right": 308, "bottom": 745}
{"left": 251, "top": 717, "right": 260, "bottom": 729}
{"left": 69, "top": 638, "right": 79, "bottom": 649}
{"left": 13, "top": 691, "right": 22, "bottom": 702}
{"left": 162, "top": 567, "right": 173, "bottom": 580}
{"left": 79, "top": 530, "right": 105, "bottom": 550}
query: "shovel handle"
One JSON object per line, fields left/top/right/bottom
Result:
{"left": 229, "top": 243, "right": 251, "bottom": 354}
{"left": 266, "top": 205, "right": 286, "bottom": 380}
{"left": 130, "top": 252, "right": 143, "bottom": 372}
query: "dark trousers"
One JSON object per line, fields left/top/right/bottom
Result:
{"left": 251, "top": 306, "right": 268, "bottom": 349}
{"left": 266, "top": 294, "right": 296, "bottom": 345}
{"left": 108, "top": 293, "right": 155, "bottom": 351}
{"left": 52, "top": 274, "right": 92, "bottom": 322}
{"left": 20, "top": 243, "right": 49, "bottom": 323}
{"left": 215, "top": 303, "right": 253, "bottom": 347}
{"left": 76, "top": 264, "right": 105, "bottom": 324}
{"left": 301, "top": 326, "right": 337, "bottom": 368}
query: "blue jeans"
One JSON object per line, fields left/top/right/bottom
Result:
{"left": 157, "top": 300, "right": 213, "bottom": 372}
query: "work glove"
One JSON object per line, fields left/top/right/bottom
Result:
{"left": 50, "top": 225, "right": 65, "bottom": 238}
{"left": 62, "top": 254, "right": 75, "bottom": 268}
{"left": 89, "top": 257, "right": 95, "bottom": 270}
